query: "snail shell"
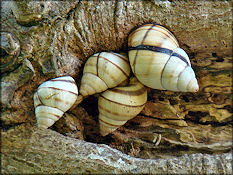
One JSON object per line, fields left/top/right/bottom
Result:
{"left": 98, "top": 77, "right": 147, "bottom": 136}
{"left": 128, "top": 23, "right": 199, "bottom": 92}
{"left": 79, "top": 52, "right": 131, "bottom": 96}
{"left": 34, "top": 76, "right": 78, "bottom": 129}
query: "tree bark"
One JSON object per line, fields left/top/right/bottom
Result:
{"left": 1, "top": 0, "right": 232, "bottom": 174}
{"left": 1, "top": 124, "right": 232, "bottom": 174}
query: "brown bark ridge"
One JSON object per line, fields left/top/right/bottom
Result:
{"left": 1, "top": 0, "right": 232, "bottom": 174}
{"left": 1, "top": 124, "right": 232, "bottom": 174}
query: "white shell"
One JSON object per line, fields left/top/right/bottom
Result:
{"left": 35, "top": 106, "right": 64, "bottom": 129}
{"left": 79, "top": 52, "right": 131, "bottom": 96}
{"left": 128, "top": 23, "right": 199, "bottom": 92}
{"left": 98, "top": 77, "right": 147, "bottom": 136}
{"left": 34, "top": 76, "right": 78, "bottom": 129}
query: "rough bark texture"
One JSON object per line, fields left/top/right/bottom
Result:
{"left": 1, "top": 0, "right": 232, "bottom": 174}
{"left": 1, "top": 124, "right": 232, "bottom": 174}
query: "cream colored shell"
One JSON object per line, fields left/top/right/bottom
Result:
{"left": 128, "top": 23, "right": 199, "bottom": 92}
{"left": 98, "top": 77, "right": 147, "bottom": 136}
{"left": 34, "top": 76, "right": 78, "bottom": 129}
{"left": 79, "top": 52, "right": 131, "bottom": 96}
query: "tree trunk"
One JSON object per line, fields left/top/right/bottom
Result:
{"left": 1, "top": 0, "right": 232, "bottom": 174}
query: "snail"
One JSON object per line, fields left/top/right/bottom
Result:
{"left": 34, "top": 76, "right": 78, "bottom": 129}
{"left": 128, "top": 23, "right": 199, "bottom": 92}
{"left": 79, "top": 52, "right": 131, "bottom": 96}
{"left": 98, "top": 77, "right": 147, "bottom": 136}
{"left": 33, "top": 23, "right": 200, "bottom": 136}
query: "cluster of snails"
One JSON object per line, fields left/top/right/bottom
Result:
{"left": 34, "top": 23, "right": 199, "bottom": 136}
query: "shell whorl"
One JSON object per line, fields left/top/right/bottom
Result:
{"left": 34, "top": 76, "right": 78, "bottom": 129}
{"left": 35, "top": 106, "right": 64, "bottom": 129}
{"left": 98, "top": 77, "right": 147, "bottom": 136}
{"left": 79, "top": 52, "right": 131, "bottom": 96}
{"left": 128, "top": 23, "right": 199, "bottom": 92}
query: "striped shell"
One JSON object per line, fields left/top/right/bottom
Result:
{"left": 79, "top": 52, "right": 131, "bottom": 96}
{"left": 128, "top": 23, "right": 199, "bottom": 92}
{"left": 98, "top": 77, "right": 147, "bottom": 136}
{"left": 34, "top": 76, "right": 78, "bottom": 129}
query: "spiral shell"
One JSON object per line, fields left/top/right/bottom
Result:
{"left": 79, "top": 52, "right": 131, "bottom": 96}
{"left": 128, "top": 23, "right": 199, "bottom": 92}
{"left": 98, "top": 77, "right": 147, "bottom": 136}
{"left": 34, "top": 76, "right": 78, "bottom": 129}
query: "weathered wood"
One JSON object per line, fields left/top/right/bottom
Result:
{"left": 1, "top": 124, "right": 232, "bottom": 174}
{"left": 1, "top": 0, "right": 232, "bottom": 173}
